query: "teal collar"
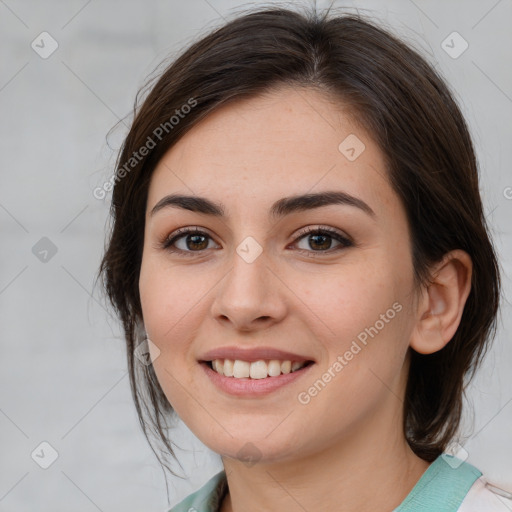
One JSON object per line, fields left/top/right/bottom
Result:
{"left": 169, "top": 454, "right": 481, "bottom": 511}
{"left": 394, "top": 454, "right": 482, "bottom": 511}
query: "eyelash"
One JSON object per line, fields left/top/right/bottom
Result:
{"left": 159, "top": 225, "right": 353, "bottom": 257}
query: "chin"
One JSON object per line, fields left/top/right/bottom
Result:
{"left": 196, "top": 425, "right": 306, "bottom": 466}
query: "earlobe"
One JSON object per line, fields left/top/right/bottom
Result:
{"left": 410, "top": 250, "right": 473, "bottom": 355}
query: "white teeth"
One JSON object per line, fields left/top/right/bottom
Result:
{"left": 210, "top": 359, "right": 308, "bottom": 378}
{"left": 281, "top": 361, "right": 291, "bottom": 374}
{"left": 233, "top": 360, "right": 250, "bottom": 378}
{"left": 268, "top": 360, "right": 282, "bottom": 377}
{"left": 291, "top": 361, "right": 304, "bottom": 372}
{"left": 213, "top": 360, "right": 224, "bottom": 375}
{"left": 249, "top": 360, "right": 268, "bottom": 379}
{"left": 223, "top": 359, "right": 234, "bottom": 377}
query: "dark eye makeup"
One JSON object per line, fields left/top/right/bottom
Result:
{"left": 158, "top": 225, "right": 354, "bottom": 257}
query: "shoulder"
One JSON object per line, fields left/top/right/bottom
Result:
{"left": 458, "top": 476, "right": 512, "bottom": 512}
{"left": 394, "top": 454, "right": 510, "bottom": 512}
{"left": 166, "top": 470, "right": 228, "bottom": 512}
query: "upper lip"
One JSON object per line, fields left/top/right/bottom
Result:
{"left": 199, "top": 346, "right": 314, "bottom": 363}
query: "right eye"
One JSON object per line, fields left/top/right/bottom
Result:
{"left": 161, "top": 227, "right": 220, "bottom": 256}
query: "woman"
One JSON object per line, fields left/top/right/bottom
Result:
{"left": 98, "top": 6, "right": 509, "bottom": 511}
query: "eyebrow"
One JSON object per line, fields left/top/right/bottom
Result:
{"left": 150, "top": 191, "right": 376, "bottom": 220}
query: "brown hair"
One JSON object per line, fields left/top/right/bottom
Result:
{"left": 97, "top": 6, "right": 501, "bottom": 471}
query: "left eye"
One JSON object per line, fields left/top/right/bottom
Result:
{"left": 162, "top": 229, "right": 218, "bottom": 254}
{"left": 161, "top": 226, "right": 352, "bottom": 255}
{"left": 292, "top": 228, "right": 352, "bottom": 253}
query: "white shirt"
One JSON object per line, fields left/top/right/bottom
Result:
{"left": 458, "top": 477, "right": 512, "bottom": 511}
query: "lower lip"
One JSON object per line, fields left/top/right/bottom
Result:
{"left": 200, "top": 362, "right": 314, "bottom": 397}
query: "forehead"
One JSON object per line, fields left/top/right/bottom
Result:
{"left": 147, "top": 86, "right": 395, "bottom": 219}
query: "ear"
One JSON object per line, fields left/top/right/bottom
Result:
{"left": 410, "top": 250, "right": 473, "bottom": 354}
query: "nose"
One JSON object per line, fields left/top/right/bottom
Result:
{"left": 210, "top": 244, "right": 287, "bottom": 332}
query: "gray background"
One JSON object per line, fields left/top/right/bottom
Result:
{"left": 0, "top": 0, "right": 511, "bottom": 510}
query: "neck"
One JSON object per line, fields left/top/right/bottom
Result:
{"left": 220, "top": 413, "right": 430, "bottom": 512}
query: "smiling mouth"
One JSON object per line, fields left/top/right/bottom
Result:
{"left": 203, "top": 359, "right": 315, "bottom": 379}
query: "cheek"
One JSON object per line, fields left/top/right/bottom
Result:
{"left": 295, "top": 267, "right": 410, "bottom": 429}
{"left": 138, "top": 257, "right": 194, "bottom": 374}
{"left": 295, "top": 259, "right": 401, "bottom": 343}
{"left": 138, "top": 258, "right": 202, "bottom": 409}
{"left": 294, "top": 257, "right": 412, "bottom": 400}
{"left": 139, "top": 256, "right": 204, "bottom": 338}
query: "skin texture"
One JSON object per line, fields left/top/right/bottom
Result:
{"left": 138, "top": 86, "right": 472, "bottom": 512}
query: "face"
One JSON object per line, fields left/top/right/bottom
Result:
{"left": 139, "top": 86, "right": 420, "bottom": 464}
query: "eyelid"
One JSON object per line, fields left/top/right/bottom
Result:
{"left": 159, "top": 224, "right": 353, "bottom": 256}
{"left": 288, "top": 225, "right": 353, "bottom": 255}
{"left": 292, "top": 224, "right": 353, "bottom": 244}
{"left": 158, "top": 226, "right": 219, "bottom": 256}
